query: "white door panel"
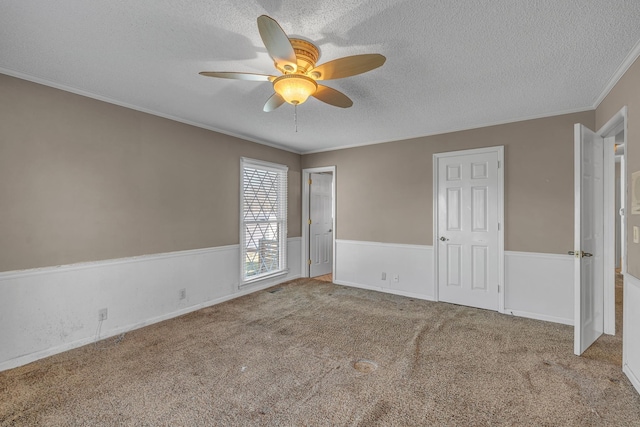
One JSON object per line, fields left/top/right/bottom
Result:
{"left": 310, "top": 173, "right": 333, "bottom": 277}
{"left": 574, "top": 124, "right": 604, "bottom": 355}
{"left": 436, "top": 149, "right": 502, "bottom": 311}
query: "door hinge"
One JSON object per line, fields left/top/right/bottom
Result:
{"left": 308, "top": 259, "right": 312, "bottom": 265}
{"left": 498, "top": 222, "right": 501, "bottom": 231}
{"left": 308, "top": 178, "right": 312, "bottom": 185}
{"left": 308, "top": 219, "right": 312, "bottom": 225}
{"left": 498, "top": 285, "right": 501, "bottom": 293}
{"left": 498, "top": 161, "right": 501, "bottom": 168}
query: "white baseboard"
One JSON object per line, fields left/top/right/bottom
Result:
{"left": 503, "top": 309, "right": 573, "bottom": 326}
{"left": 623, "top": 273, "right": 640, "bottom": 395}
{"left": 334, "top": 279, "right": 435, "bottom": 301}
{"left": 504, "top": 251, "right": 574, "bottom": 325}
{"left": 624, "top": 364, "right": 640, "bottom": 395}
{"left": 335, "top": 239, "right": 434, "bottom": 298}
{"left": 334, "top": 240, "right": 573, "bottom": 325}
{"left": 0, "top": 238, "right": 301, "bottom": 372}
{"left": 333, "top": 280, "right": 381, "bottom": 293}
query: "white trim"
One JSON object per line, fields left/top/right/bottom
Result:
{"left": 623, "top": 273, "right": 640, "bottom": 395}
{"left": 504, "top": 250, "right": 573, "bottom": 260}
{"left": 0, "top": 239, "right": 301, "bottom": 372}
{"left": 300, "top": 108, "right": 593, "bottom": 155}
{"left": 623, "top": 364, "right": 640, "bottom": 395}
{"left": 301, "top": 166, "right": 336, "bottom": 278}
{"left": 596, "top": 107, "right": 627, "bottom": 336}
{"left": 333, "top": 280, "right": 384, "bottom": 293}
{"left": 593, "top": 40, "right": 640, "bottom": 109}
{"left": 239, "top": 157, "right": 288, "bottom": 285}
{"left": 335, "top": 239, "right": 429, "bottom": 251}
{"left": 240, "top": 157, "right": 289, "bottom": 172}
{"left": 0, "top": 245, "right": 236, "bottom": 280}
{"left": 333, "top": 240, "right": 435, "bottom": 299}
{"left": 503, "top": 310, "right": 573, "bottom": 326}
{"left": 333, "top": 240, "right": 573, "bottom": 325}
{"left": 0, "top": 67, "right": 599, "bottom": 157}
{"left": 504, "top": 250, "right": 574, "bottom": 325}
{"left": 433, "top": 146, "right": 505, "bottom": 312}
{"left": 0, "top": 277, "right": 283, "bottom": 372}
{"left": 0, "top": 68, "right": 302, "bottom": 155}
{"left": 333, "top": 279, "right": 436, "bottom": 302}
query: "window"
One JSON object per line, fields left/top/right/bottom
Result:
{"left": 240, "top": 158, "right": 288, "bottom": 284}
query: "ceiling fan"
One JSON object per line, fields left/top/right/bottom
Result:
{"left": 199, "top": 15, "right": 386, "bottom": 112}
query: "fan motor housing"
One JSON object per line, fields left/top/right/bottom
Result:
{"left": 276, "top": 38, "right": 319, "bottom": 75}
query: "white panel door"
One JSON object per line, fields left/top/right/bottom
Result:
{"left": 310, "top": 173, "right": 333, "bottom": 277}
{"left": 574, "top": 124, "right": 605, "bottom": 355}
{"left": 436, "top": 149, "right": 500, "bottom": 311}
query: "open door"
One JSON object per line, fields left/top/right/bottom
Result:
{"left": 309, "top": 172, "right": 333, "bottom": 277}
{"left": 573, "top": 124, "right": 605, "bottom": 355}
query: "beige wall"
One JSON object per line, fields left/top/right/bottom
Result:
{"left": 0, "top": 74, "right": 301, "bottom": 272}
{"left": 302, "top": 111, "right": 595, "bottom": 254}
{"left": 596, "top": 56, "right": 640, "bottom": 278}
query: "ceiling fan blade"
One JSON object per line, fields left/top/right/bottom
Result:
{"left": 264, "top": 93, "right": 286, "bottom": 112}
{"left": 312, "top": 85, "right": 353, "bottom": 108}
{"left": 310, "top": 54, "right": 386, "bottom": 80}
{"left": 257, "top": 15, "right": 297, "bottom": 71}
{"left": 199, "top": 72, "right": 275, "bottom": 82}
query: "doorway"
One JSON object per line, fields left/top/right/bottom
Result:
{"left": 433, "top": 146, "right": 505, "bottom": 312}
{"left": 603, "top": 121, "right": 626, "bottom": 336}
{"left": 574, "top": 107, "right": 627, "bottom": 355}
{"left": 301, "top": 167, "right": 336, "bottom": 279}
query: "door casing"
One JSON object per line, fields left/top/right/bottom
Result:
{"left": 433, "top": 146, "right": 505, "bottom": 312}
{"left": 301, "top": 166, "right": 336, "bottom": 278}
{"left": 309, "top": 172, "right": 334, "bottom": 277}
{"left": 598, "top": 107, "right": 627, "bottom": 336}
{"left": 573, "top": 106, "right": 627, "bottom": 354}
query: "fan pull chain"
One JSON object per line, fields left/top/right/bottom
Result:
{"left": 294, "top": 103, "right": 298, "bottom": 133}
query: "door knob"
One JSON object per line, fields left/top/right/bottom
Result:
{"left": 328, "top": 229, "right": 332, "bottom": 232}
{"left": 439, "top": 237, "right": 449, "bottom": 241}
{"left": 568, "top": 250, "right": 593, "bottom": 258}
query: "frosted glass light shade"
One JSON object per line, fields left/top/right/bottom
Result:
{"left": 273, "top": 75, "right": 318, "bottom": 105}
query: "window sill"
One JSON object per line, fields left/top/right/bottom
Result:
{"left": 240, "top": 269, "right": 289, "bottom": 287}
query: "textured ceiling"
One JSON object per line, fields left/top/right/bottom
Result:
{"left": 2, "top": 0, "right": 640, "bottom": 154}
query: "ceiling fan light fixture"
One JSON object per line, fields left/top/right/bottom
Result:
{"left": 273, "top": 74, "right": 317, "bottom": 105}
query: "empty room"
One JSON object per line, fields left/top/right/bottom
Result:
{"left": 2, "top": 1, "right": 640, "bottom": 425}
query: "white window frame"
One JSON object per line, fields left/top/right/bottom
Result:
{"left": 240, "top": 157, "right": 288, "bottom": 285}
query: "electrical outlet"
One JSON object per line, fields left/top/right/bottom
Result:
{"left": 381, "top": 272, "right": 386, "bottom": 280}
{"left": 179, "top": 288, "right": 186, "bottom": 300}
{"left": 98, "top": 308, "right": 108, "bottom": 321}
{"left": 393, "top": 274, "right": 399, "bottom": 283}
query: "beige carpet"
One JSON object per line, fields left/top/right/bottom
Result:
{"left": 1, "top": 278, "right": 639, "bottom": 426}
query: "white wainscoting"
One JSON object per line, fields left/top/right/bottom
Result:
{"left": 334, "top": 240, "right": 574, "bottom": 324}
{"left": 0, "top": 238, "right": 301, "bottom": 372}
{"left": 624, "top": 273, "right": 640, "bottom": 395}
{"left": 334, "top": 240, "right": 435, "bottom": 300}
{"left": 504, "top": 251, "right": 574, "bottom": 325}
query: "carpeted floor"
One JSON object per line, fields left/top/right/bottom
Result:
{"left": 1, "top": 277, "right": 639, "bottom": 426}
